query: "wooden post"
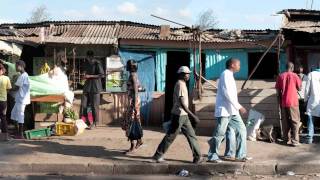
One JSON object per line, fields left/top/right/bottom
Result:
{"left": 64, "top": 47, "right": 67, "bottom": 64}
{"left": 72, "top": 48, "right": 76, "bottom": 90}
{"left": 276, "top": 32, "right": 283, "bottom": 139}
{"left": 192, "top": 30, "right": 197, "bottom": 90}
{"left": 198, "top": 31, "right": 202, "bottom": 97}
{"left": 53, "top": 48, "right": 56, "bottom": 65}
{"left": 277, "top": 34, "right": 282, "bottom": 75}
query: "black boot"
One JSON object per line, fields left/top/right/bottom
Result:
{"left": 15, "top": 123, "right": 24, "bottom": 139}
{"left": 14, "top": 122, "right": 19, "bottom": 136}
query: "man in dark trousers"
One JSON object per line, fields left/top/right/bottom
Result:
{"left": 152, "top": 66, "right": 203, "bottom": 164}
{"left": 80, "top": 50, "right": 104, "bottom": 128}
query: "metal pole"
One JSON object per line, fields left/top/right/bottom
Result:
{"left": 151, "top": 14, "right": 190, "bottom": 28}
{"left": 241, "top": 34, "right": 280, "bottom": 89}
{"left": 276, "top": 33, "right": 284, "bottom": 139}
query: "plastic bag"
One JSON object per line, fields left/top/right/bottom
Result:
{"left": 128, "top": 121, "right": 143, "bottom": 140}
{"left": 75, "top": 119, "right": 88, "bottom": 135}
{"left": 246, "top": 109, "right": 265, "bottom": 141}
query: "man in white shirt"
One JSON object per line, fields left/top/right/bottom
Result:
{"left": 207, "top": 58, "right": 249, "bottom": 163}
{"left": 10, "top": 60, "right": 30, "bottom": 139}
{"left": 304, "top": 64, "right": 320, "bottom": 144}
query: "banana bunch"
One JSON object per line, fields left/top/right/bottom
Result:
{"left": 40, "top": 62, "right": 51, "bottom": 74}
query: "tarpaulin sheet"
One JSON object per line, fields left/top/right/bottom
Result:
{"left": 29, "top": 74, "right": 66, "bottom": 96}
{"left": 2, "top": 62, "right": 65, "bottom": 96}
{"left": 30, "top": 67, "right": 69, "bottom": 97}
{"left": 119, "top": 49, "right": 155, "bottom": 125}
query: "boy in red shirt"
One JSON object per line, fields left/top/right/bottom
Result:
{"left": 275, "top": 62, "right": 302, "bottom": 146}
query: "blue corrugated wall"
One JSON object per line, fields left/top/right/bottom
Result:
{"left": 204, "top": 49, "right": 249, "bottom": 79}
{"left": 189, "top": 50, "right": 200, "bottom": 89}
{"left": 204, "top": 49, "right": 287, "bottom": 80}
{"left": 119, "top": 50, "right": 155, "bottom": 125}
{"left": 119, "top": 48, "right": 287, "bottom": 94}
{"left": 155, "top": 50, "right": 167, "bottom": 92}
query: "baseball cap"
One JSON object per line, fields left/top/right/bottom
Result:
{"left": 177, "top": 66, "right": 191, "bottom": 74}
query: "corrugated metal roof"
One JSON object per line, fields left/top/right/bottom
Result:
{"left": 278, "top": 9, "right": 320, "bottom": 16}
{"left": 0, "top": 36, "right": 40, "bottom": 46}
{"left": 279, "top": 9, "right": 320, "bottom": 33}
{"left": 0, "top": 21, "right": 278, "bottom": 45}
{"left": 283, "top": 21, "right": 320, "bottom": 33}
{"left": 0, "top": 28, "right": 26, "bottom": 37}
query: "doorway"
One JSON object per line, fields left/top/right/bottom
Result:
{"left": 248, "top": 52, "right": 278, "bottom": 79}
{"left": 307, "top": 53, "right": 320, "bottom": 72}
{"left": 164, "top": 51, "right": 190, "bottom": 121}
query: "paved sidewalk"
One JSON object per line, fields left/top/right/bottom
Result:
{"left": 1, "top": 127, "right": 320, "bottom": 175}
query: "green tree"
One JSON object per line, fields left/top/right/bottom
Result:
{"left": 27, "top": 5, "right": 51, "bottom": 23}
{"left": 195, "top": 9, "right": 218, "bottom": 31}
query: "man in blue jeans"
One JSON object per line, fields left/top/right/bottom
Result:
{"left": 224, "top": 127, "right": 236, "bottom": 159}
{"left": 207, "top": 58, "right": 250, "bottom": 163}
{"left": 304, "top": 66, "right": 320, "bottom": 144}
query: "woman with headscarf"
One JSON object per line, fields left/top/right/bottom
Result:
{"left": 122, "top": 59, "right": 143, "bottom": 153}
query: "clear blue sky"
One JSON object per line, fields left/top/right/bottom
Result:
{"left": 0, "top": 0, "right": 319, "bottom": 29}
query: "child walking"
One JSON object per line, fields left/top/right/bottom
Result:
{"left": 0, "top": 63, "right": 12, "bottom": 141}
{"left": 11, "top": 60, "right": 30, "bottom": 139}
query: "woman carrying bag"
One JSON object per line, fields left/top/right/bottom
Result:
{"left": 122, "top": 59, "right": 143, "bottom": 153}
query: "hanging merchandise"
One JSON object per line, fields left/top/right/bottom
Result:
{"left": 106, "top": 55, "right": 126, "bottom": 92}
{"left": 40, "top": 62, "right": 51, "bottom": 74}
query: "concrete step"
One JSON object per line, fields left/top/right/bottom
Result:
{"left": 194, "top": 96, "right": 278, "bottom": 104}
{"left": 202, "top": 80, "right": 276, "bottom": 90}
{"left": 201, "top": 89, "right": 277, "bottom": 97}
{"left": 196, "top": 110, "right": 279, "bottom": 120}
{"left": 194, "top": 103, "right": 279, "bottom": 112}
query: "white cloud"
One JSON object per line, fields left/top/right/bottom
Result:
{"left": 91, "top": 5, "right": 106, "bottom": 16}
{"left": 117, "top": 2, "right": 137, "bottom": 14}
{"left": 154, "top": 7, "right": 168, "bottom": 16}
{"left": 0, "top": 18, "right": 14, "bottom": 24}
{"left": 178, "top": 8, "right": 191, "bottom": 18}
{"left": 64, "top": 10, "right": 85, "bottom": 19}
{"left": 244, "top": 14, "right": 281, "bottom": 29}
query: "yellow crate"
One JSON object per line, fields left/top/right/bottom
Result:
{"left": 55, "top": 122, "right": 76, "bottom": 136}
